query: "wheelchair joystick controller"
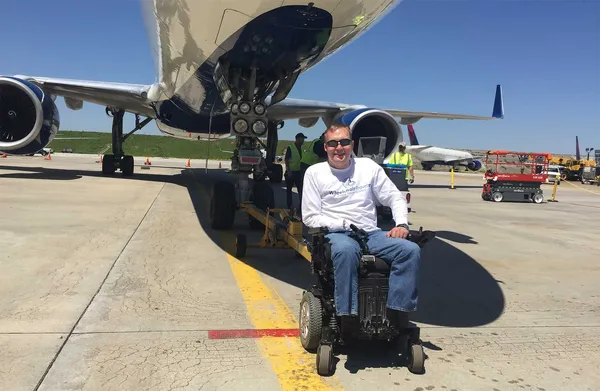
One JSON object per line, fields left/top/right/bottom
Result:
{"left": 349, "top": 224, "right": 370, "bottom": 254}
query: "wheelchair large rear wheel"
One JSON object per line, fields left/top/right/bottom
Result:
{"left": 299, "top": 291, "right": 323, "bottom": 351}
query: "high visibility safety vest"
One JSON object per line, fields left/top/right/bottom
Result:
{"left": 301, "top": 138, "right": 322, "bottom": 166}
{"left": 389, "top": 152, "right": 413, "bottom": 178}
{"left": 288, "top": 144, "right": 302, "bottom": 171}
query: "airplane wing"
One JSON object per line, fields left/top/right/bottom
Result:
{"left": 11, "top": 75, "right": 503, "bottom": 127}
{"left": 12, "top": 75, "right": 156, "bottom": 118}
{"left": 269, "top": 85, "right": 504, "bottom": 125}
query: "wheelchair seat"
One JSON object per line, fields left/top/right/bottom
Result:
{"left": 360, "top": 255, "right": 392, "bottom": 273}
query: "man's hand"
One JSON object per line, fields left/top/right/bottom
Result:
{"left": 387, "top": 226, "right": 409, "bottom": 239}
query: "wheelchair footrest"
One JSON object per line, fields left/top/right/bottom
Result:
{"left": 357, "top": 276, "right": 396, "bottom": 339}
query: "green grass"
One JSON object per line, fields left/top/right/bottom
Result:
{"left": 49, "top": 131, "right": 296, "bottom": 160}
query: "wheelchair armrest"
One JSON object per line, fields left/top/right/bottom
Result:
{"left": 408, "top": 226, "right": 436, "bottom": 248}
{"left": 307, "top": 227, "right": 329, "bottom": 235}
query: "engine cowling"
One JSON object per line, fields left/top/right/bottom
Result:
{"left": 329, "top": 108, "right": 401, "bottom": 160}
{"left": 467, "top": 160, "right": 482, "bottom": 171}
{"left": 0, "top": 77, "right": 60, "bottom": 155}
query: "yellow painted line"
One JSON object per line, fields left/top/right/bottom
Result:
{"left": 563, "top": 180, "right": 600, "bottom": 195}
{"left": 226, "top": 253, "right": 344, "bottom": 391}
{"left": 190, "top": 171, "right": 342, "bottom": 389}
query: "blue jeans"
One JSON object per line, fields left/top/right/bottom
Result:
{"left": 326, "top": 230, "right": 421, "bottom": 316}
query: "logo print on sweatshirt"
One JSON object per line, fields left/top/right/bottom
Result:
{"left": 343, "top": 178, "right": 356, "bottom": 187}
{"left": 329, "top": 177, "right": 370, "bottom": 196}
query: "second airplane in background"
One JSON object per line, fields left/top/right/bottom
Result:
{"left": 404, "top": 125, "right": 485, "bottom": 172}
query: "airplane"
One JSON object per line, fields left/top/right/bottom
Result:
{"left": 403, "top": 124, "right": 485, "bottom": 171}
{"left": 0, "top": 0, "right": 504, "bottom": 229}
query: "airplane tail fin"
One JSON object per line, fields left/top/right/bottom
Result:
{"left": 407, "top": 124, "right": 420, "bottom": 146}
{"left": 575, "top": 136, "right": 581, "bottom": 160}
{"left": 492, "top": 84, "right": 504, "bottom": 119}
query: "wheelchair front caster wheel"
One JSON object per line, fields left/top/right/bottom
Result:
{"left": 407, "top": 344, "right": 425, "bottom": 374}
{"left": 316, "top": 344, "right": 334, "bottom": 376}
{"left": 235, "top": 234, "right": 247, "bottom": 258}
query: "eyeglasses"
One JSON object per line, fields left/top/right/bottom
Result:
{"left": 325, "top": 138, "right": 352, "bottom": 148}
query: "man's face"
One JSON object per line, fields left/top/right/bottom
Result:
{"left": 324, "top": 127, "right": 353, "bottom": 169}
{"left": 296, "top": 136, "right": 304, "bottom": 145}
{"left": 399, "top": 146, "right": 406, "bottom": 154}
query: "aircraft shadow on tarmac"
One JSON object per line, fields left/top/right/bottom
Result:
{"left": 185, "top": 173, "right": 505, "bottom": 374}
{"left": 2, "top": 164, "right": 505, "bottom": 372}
{"left": 187, "top": 169, "right": 505, "bottom": 329}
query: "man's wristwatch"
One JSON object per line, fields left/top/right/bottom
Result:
{"left": 396, "top": 223, "right": 409, "bottom": 230}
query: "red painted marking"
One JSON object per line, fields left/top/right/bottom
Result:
{"left": 208, "top": 328, "right": 299, "bottom": 339}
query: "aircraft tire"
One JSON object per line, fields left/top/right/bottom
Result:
{"left": 102, "top": 155, "right": 116, "bottom": 175}
{"left": 269, "top": 164, "right": 283, "bottom": 183}
{"left": 122, "top": 155, "right": 134, "bottom": 177}
{"left": 210, "top": 181, "right": 236, "bottom": 230}
{"left": 248, "top": 182, "right": 275, "bottom": 229}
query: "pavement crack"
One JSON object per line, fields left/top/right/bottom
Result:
{"left": 32, "top": 182, "right": 167, "bottom": 391}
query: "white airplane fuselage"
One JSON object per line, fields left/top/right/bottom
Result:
{"left": 141, "top": 0, "right": 402, "bottom": 138}
{"left": 406, "top": 145, "right": 482, "bottom": 171}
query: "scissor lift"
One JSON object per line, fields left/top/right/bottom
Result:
{"left": 481, "top": 150, "right": 551, "bottom": 203}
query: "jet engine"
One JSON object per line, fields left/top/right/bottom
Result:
{"left": 0, "top": 77, "right": 60, "bottom": 155}
{"left": 329, "top": 108, "right": 401, "bottom": 160}
{"left": 467, "top": 160, "right": 482, "bottom": 171}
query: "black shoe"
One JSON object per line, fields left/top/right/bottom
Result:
{"left": 387, "top": 308, "right": 409, "bottom": 329}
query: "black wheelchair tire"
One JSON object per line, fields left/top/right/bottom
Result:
{"left": 299, "top": 291, "right": 323, "bottom": 352}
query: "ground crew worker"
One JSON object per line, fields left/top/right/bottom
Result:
{"left": 284, "top": 132, "right": 307, "bottom": 211}
{"left": 297, "top": 133, "right": 328, "bottom": 216}
{"left": 300, "top": 133, "right": 327, "bottom": 173}
{"left": 389, "top": 142, "right": 415, "bottom": 183}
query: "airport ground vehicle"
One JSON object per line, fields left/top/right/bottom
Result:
{"left": 581, "top": 166, "right": 600, "bottom": 185}
{"left": 481, "top": 150, "right": 551, "bottom": 203}
{"left": 544, "top": 165, "right": 562, "bottom": 184}
{"left": 559, "top": 158, "right": 596, "bottom": 181}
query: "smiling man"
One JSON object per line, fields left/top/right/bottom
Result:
{"left": 301, "top": 123, "right": 421, "bottom": 326}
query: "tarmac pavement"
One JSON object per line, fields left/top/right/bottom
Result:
{"left": 0, "top": 153, "right": 599, "bottom": 391}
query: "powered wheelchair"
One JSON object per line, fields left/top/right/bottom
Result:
{"left": 299, "top": 224, "right": 435, "bottom": 376}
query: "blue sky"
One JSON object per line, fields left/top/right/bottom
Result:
{"left": 1, "top": 0, "right": 599, "bottom": 155}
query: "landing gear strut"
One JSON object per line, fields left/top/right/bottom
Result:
{"left": 208, "top": 58, "right": 298, "bottom": 229}
{"left": 102, "top": 108, "right": 151, "bottom": 176}
{"left": 209, "top": 108, "right": 282, "bottom": 230}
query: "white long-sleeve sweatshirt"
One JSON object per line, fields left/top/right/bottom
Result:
{"left": 301, "top": 157, "right": 408, "bottom": 233}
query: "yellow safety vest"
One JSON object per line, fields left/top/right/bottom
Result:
{"left": 389, "top": 152, "right": 413, "bottom": 179}
{"left": 301, "top": 138, "right": 322, "bottom": 166}
{"left": 288, "top": 144, "right": 302, "bottom": 171}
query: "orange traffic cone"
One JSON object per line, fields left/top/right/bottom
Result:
{"left": 186, "top": 159, "right": 191, "bottom": 168}
{"left": 1, "top": 153, "right": 6, "bottom": 158}
{"left": 145, "top": 157, "right": 151, "bottom": 165}
{"left": 218, "top": 161, "right": 222, "bottom": 168}
{"left": 100, "top": 155, "right": 103, "bottom": 163}
{"left": 44, "top": 153, "right": 52, "bottom": 160}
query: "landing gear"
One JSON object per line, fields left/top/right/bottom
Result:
{"left": 102, "top": 108, "right": 151, "bottom": 176}
{"left": 209, "top": 102, "right": 284, "bottom": 230}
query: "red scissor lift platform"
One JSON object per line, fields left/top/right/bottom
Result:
{"left": 482, "top": 150, "right": 551, "bottom": 203}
